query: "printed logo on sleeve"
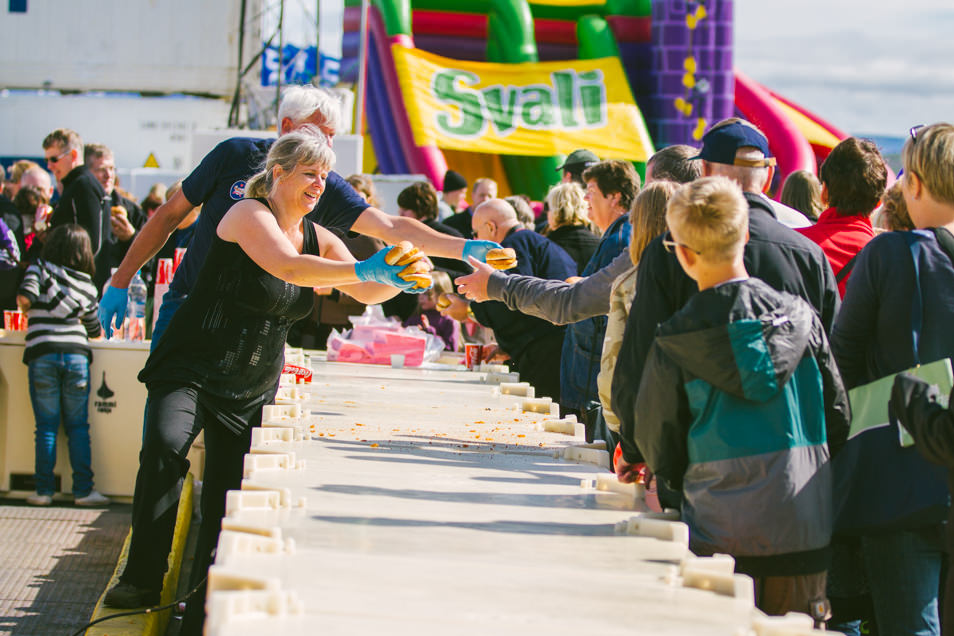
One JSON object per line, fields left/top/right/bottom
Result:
{"left": 230, "top": 180, "right": 247, "bottom": 200}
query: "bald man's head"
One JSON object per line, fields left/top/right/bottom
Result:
{"left": 472, "top": 198, "right": 519, "bottom": 242}
{"left": 19, "top": 167, "right": 54, "bottom": 200}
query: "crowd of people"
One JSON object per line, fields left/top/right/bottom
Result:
{"left": 6, "top": 83, "right": 954, "bottom": 635}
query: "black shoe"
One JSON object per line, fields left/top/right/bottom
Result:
{"left": 104, "top": 581, "right": 160, "bottom": 608}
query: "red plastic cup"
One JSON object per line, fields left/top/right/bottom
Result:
{"left": 464, "top": 343, "right": 483, "bottom": 370}
{"left": 156, "top": 258, "right": 173, "bottom": 285}
{"left": 5, "top": 310, "right": 26, "bottom": 331}
{"left": 173, "top": 247, "right": 187, "bottom": 272}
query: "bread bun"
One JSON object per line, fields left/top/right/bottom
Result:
{"left": 399, "top": 259, "right": 431, "bottom": 278}
{"left": 436, "top": 293, "right": 452, "bottom": 311}
{"left": 111, "top": 205, "right": 127, "bottom": 219}
{"left": 385, "top": 241, "right": 414, "bottom": 266}
{"left": 485, "top": 247, "right": 517, "bottom": 270}
{"left": 402, "top": 273, "right": 433, "bottom": 289}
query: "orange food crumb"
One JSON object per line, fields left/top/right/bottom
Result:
{"left": 517, "top": 434, "right": 526, "bottom": 438}
{"left": 370, "top": 443, "right": 379, "bottom": 448}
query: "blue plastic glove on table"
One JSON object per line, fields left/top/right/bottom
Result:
{"left": 98, "top": 285, "right": 128, "bottom": 339}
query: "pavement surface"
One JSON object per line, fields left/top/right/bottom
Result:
{"left": 0, "top": 502, "right": 129, "bottom": 636}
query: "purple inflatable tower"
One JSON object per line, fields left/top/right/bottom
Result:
{"left": 649, "top": 0, "right": 734, "bottom": 147}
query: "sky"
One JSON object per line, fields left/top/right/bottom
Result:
{"left": 734, "top": 1, "right": 954, "bottom": 138}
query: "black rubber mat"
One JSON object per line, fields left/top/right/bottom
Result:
{"left": 0, "top": 502, "right": 130, "bottom": 636}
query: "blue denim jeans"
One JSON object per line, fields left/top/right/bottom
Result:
{"left": 27, "top": 352, "right": 94, "bottom": 497}
{"left": 861, "top": 525, "right": 945, "bottom": 636}
{"left": 150, "top": 290, "right": 186, "bottom": 352}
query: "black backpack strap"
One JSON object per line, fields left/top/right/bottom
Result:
{"left": 835, "top": 253, "right": 859, "bottom": 284}
{"left": 931, "top": 227, "right": 954, "bottom": 265}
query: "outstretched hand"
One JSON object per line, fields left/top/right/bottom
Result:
{"left": 454, "top": 256, "right": 494, "bottom": 303}
{"left": 461, "top": 239, "right": 502, "bottom": 263}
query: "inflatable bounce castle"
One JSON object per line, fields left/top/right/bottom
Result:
{"left": 335, "top": 0, "right": 846, "bottom": 199}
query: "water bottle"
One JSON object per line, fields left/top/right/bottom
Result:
{"left": 126, "top": 270, "right": 148, "bottom": 341}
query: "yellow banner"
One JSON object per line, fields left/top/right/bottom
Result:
{"left": 392, "top": 45, "right": 653, "bottom": 162}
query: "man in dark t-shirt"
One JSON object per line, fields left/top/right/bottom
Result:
{"left": 99, "top": 85, "right": 506, "bottom": 343}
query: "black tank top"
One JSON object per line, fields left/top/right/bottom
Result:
{"left": 139, "top": 198, "right": 318, "bottom": 432}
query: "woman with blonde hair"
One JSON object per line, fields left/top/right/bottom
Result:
{"left": 598, "top": 180, "right": 680, "bottom": 435}
{"left": 105, "top": 130, "right": 428, "bottom": 631}
{"left": 545, "top": 182, "right": 600, "bottom": 275}
{"left": 832, "top": 123, "right": 954, "bottom": 636}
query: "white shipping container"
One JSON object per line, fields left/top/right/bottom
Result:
{"left": 0, "top": 0, "right": 261, "bottom": 96}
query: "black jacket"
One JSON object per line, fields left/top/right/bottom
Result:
{"left": 546, "top": 224, "right": 601, "bottom": 276}
{"left": 51, "top": 165, "right": 107, "bottom": 258}
{"left": 444, "top": 209, "right": 474, "bottom": 238}
{"left": 612, "top": 191, "right": 840, "bottom": 462}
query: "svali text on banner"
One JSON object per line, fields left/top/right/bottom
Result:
{"left": 392, "top": 45, "right": 654, "bottom": 161}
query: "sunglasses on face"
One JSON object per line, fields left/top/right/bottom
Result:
{"left": 45, "top": 149, "right": 70, "bottom": 165}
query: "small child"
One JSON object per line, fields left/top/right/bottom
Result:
{"left": 17, "top": 224, "right": 109, "bottom": 506}
{"left": 623, "top": 177, "right": 850, "bottom": 618}
{"left": 403, "top": 270, "right": 461, "bottom": 351}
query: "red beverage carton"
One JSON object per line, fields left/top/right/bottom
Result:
{"left": 465, "top": 343, "right": 483, "bottom": 370}
{"left": 282, "top": 363, "right": 313, "bottom": 383}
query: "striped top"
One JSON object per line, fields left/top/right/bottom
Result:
{"left": 18, "top": 259, "right": 102, "bottom": 364}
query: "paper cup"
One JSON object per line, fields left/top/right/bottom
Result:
{"left": 3, "top": 310, "right": 14, "bottom": 331}
{"left": 465, "top": 343, "right": 483, "bottom": 370}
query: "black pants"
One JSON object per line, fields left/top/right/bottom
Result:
{"left": 120, "top": 386, "right": 254, "bottom": 605}
{"left": 512, "top": 331, "right": 566, "bottom": 403}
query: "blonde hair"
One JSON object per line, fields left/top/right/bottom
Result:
{"left": 545, "top": 182, "right": 589, "bottom": 229}
{"left": 879, "top": 181, "right": 914, "bottom": 232}
{"left": 666, "top": 176, "right": 748, "bottom": 263}
{"left": 345, "top": 173, "right": 381, "bottom": 208}
{"left": 902, "top": 123, "right": 954, "bottom": 207}
{"left": 429, "top": 270, "right": 454, "bottom": 297}
{"left": 245, "top": 129, "right": 335, "bottom": 199}
{"left": 629, "top": 180, "right": 679, "bottom": 266}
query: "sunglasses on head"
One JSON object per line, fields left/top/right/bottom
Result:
{"left": 897, "top": 124, "right": 927, "bottom": 179}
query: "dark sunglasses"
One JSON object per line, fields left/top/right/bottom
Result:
{"left": 45, "top": 149, "right": 70, "bottom": 164}
{"left": 662, "top": 230, "right": 702, "bottom": 255}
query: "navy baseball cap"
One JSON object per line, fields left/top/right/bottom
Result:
{"left": 692, "top": 120, "right": 777, "bottom": 168}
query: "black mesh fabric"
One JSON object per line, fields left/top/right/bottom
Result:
{"left": 139, "top": 204, "right": 318, "bottom": 433}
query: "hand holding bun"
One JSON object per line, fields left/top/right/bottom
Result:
{"left": 484, "top": 247, "right": 517, "bottom": 270}
{"left": 111, "top": 205, "right": 128, "bottom": 219}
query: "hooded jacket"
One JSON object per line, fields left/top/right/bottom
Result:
{"left": 633, "top": 278, "right": 850, "bottom": 577}
{"left": 614, "top": 192, "right": 840, "bottom": 465}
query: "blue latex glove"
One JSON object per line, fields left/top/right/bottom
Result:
{"left": 99, "top": 285, "right": 128, "bottom": 338}
{"left": 462, "top": 239, "right": 502, "bottom": 264}
{"left": 354, "top": 247, "right": 417, "bottom": 290}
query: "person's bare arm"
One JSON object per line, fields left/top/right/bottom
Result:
{"left": 110, "top": 189, "right": 196, "bottom": 289}
{"left": 316, "top": 224, "right": 401, "bottom": 304}
{"left": 351, "top": 206, "right": 469, "bottom": 259}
